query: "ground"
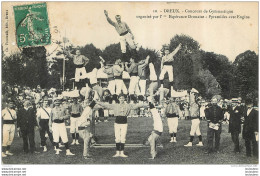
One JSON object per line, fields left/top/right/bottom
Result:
{"left": 2, "top": 117, "right": 258, "bottom": 164}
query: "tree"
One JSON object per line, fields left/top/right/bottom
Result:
{"left": 2, "top": 53, "right": 22, "bottom": 86}
{"left": 21, "top": 46, "right": 49, "bottom": 88}
{"left": 101, "top": 43, "right": 122, "bottom": 64}
{"left": 232, "top": 50, "right": 258, "bottom": 100}
{"left": 200, "top": 51, "right": 233, "bottom": 98}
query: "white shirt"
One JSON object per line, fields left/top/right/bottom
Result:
{"left": 37, "top": 107, "right": 52, "bottom": 119}
{"left": 247, "top": 108, "right": 253, "bottom": 116}
{"left": 2, "top": 108, "right": 17, "bottom": 120}
{"left": 78, "top": 106, "right": 92, "bottom": 127}
{"left": 151, "top": 108, "right": 163, "bottom": 132}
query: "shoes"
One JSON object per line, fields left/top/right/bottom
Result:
{"left": 84, "top": 156, "right": 92, "bottom": 159}
{"left": 104, "top": 120, "right": 108, "bottom": 122}
{"left": 66, "top": 150, "right": 75, "bottom": 156}
{"left": 71, "top": 140, "right": 76, "bottom": 145}
{"left": 54, "top": 147, "right": 62, "bottom": 152}
{"left": 2, "top": 152, "right": 7, "bottom": 157}
{"left": 170, "top": 137, "right": 177, "bottom": 143}
{"left": 59, "top": 143, "right": 65, "bottom": 148}
{"left": 113, "top": 151, "right": 120, "bottom": 157}
{"left": 184, "top": 142, "right": 192, "bottom": 147}
{"left": 43, "top": 146, "right": 47, "bottom": 152}
{"left": 5, "top": 151, "right": 13, "bottom": 156}
{"left": 55, "top": 150, "right": 60, "bottom": 155}
{"left": 149, "top": 154, "right": 156, "bottom": 159}
{"left": 120, "top": 153, "right": 128, "bottom": 158}
{"left": 196, "top": 142, "right": 203, "bottom": 146}
{"left": 75, "top": 140, "right": 80, "bottom": 145}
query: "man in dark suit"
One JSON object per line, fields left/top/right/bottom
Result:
{"left": 205, "top": 97, "right": 224, "bottom": 154}
{"left": 242, "top": 98, "right": 258, "bottom": 157}
{"left": 228, "top": 98, "right": 243, "bottom": 153}
{"left": 17, "top": 100, "right": 38, "bottom": 154}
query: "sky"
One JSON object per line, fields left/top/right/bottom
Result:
{"left": 2, "top": 2, "right": 258, "bottom": 61}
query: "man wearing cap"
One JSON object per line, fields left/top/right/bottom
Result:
{"left": 2, "top": 100, "right": 17, "bottom": 157}
{"left": 70, "top": 97, "right": 83, "bottom": 145}
{"left": 17, "top": 100, "right": 38, "bottom": 154}
{"left": 49, "top": 98, "right": 75, "bottom": 156}
{"left": 242, "top": 98, "right": 258, "bottom": 157}
{"left": 159, "top": 43, "right": 182, "bottom": 97}
{"left": 228, "top": 98, "right": 243, "bottom": 153}
{"left": 36, "top": 98, "right": 54, "bottom": 152}
{"left": 205, "top": 97, "right": 224, "bottom": 154}
{"left": 104, "top": 10, "right": 137, "bottom": 61}
{"left": 96, "top": 94, "right": 147, "bottom": 157}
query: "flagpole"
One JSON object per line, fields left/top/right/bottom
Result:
{"left": 62, "top": 30, "right": 66, "bottom": 91}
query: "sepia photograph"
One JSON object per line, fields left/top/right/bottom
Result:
{"left": 1, "top": 1, "right": 258, "bottom": 172}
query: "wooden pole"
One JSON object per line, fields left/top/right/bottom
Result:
{"left": 91, "top": 109, "right": 96, "bottom": 137}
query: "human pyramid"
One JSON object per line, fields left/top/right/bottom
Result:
{"left": 2, "top": 10, "right": 258, "bottom": 161}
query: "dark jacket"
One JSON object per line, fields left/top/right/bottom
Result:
{"left": 228, "top": 106, "right": 242, "bottom": 133}
{"left": 205, "top": 105, "right": 224, "bottom": 124}
{"left": 17, "top": 107, "right": 37, "bottom": 131}
{"left": 242, "top": 108, "right": 258, "bottom": 140}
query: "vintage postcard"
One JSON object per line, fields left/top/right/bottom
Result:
{"left": 1, "top": 1, "right": 259, "bottom": 175}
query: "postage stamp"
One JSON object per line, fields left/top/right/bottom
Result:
{"left": 13, "top": 3, "right": 51, "bottom": 48}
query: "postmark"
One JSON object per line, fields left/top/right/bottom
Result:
{"left": 13, "top": 3, "right": 51, "bottom": 48}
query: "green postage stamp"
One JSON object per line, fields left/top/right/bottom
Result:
{"left": 13, "top": 3, "right": 51, "bottom": 48}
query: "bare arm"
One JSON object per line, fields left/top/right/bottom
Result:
{"left": 130, "top": 103, "right": 148, "bottom": 110}
{"left": 83, "top": 56, "right": 89, "bottom": 66}
{"left": 165, "top": 43, "right": 182, "bottom": 62}
{"left": 103, "top": 67, "right": 113, "bottom": 74}
{"left": 104, "top": 10, "right": 116, "bottom": 26}
{"left": 95, "top": 101, "right": 114, "bottom": 110}
{"left": 125, "top": 63, "right": 134, "bottom": 73}
{"left": 115, "top": 65, "right": 124, "bottom": 73}
{"left": 138, "top": 56, "right": 149, "bottom": 69}
{"left": 63, "top": 108, "right": 70, "bottom": 120}
{"left": 125, "top": 23, "right": 132, "bottom": 35}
